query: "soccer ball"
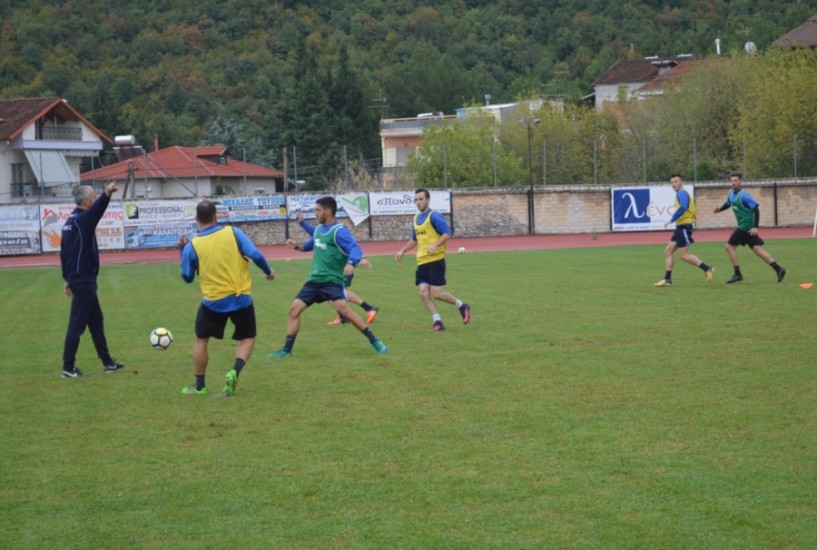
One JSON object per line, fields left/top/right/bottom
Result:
{"left": 149, "top": 327, "right": 173, "bottom": 350}
{"left": 457, "top": 246, "right": 466, "bottom": 254}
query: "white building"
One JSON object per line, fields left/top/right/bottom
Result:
{"left": 0, "top": 97, "right": 110, "bottom": 203}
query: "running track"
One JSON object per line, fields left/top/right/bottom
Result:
{"left": 0, "top": 227, "right": 811, "bottom": 269}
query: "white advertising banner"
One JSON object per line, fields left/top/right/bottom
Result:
{"left": 336, "top": 193, "right": 370, "bottom": 226}
{"left": 369, "top": 191, "right": 451, "bottom": 215}
{"left": 0, "top": 205, "right": 41, "bottom": 255}
{"left": 123, "top": 200, "right": 198, "bottom": 249}
{"left": 215, "top": 196, "right": 287, "bottom": 222}
{"left": 123, "top": 200, "right": 198, "bottom": 225}
{"left": 40, "top": 203, "right": 125, "bottom": 253}
{"left": 286, "top": 194, "right": 351, "bottom": 220}
{"left": 610, "top": 185, "right": 693, "bottom": 231}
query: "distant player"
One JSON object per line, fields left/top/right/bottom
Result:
{"left": 654, "top": 174, "right": 714, "bottom": 287}
{"left": 394, "top": 188, "right": 470, "bottom": 331}
{"left": 713, "top": 172, "right": 786, "bottom": 284}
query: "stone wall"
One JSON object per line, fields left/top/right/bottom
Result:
{"left": 235, "top": 178, "right": 817, "bottom": 246}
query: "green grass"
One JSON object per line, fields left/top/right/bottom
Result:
{"left": 1, "top": 240, "right": 816, "bottom": 549}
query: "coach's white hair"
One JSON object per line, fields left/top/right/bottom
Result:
{"left": 73, "top": 185, "right": 95, "bottom": 206}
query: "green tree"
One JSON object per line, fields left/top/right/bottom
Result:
{"left": 734, "top": 48, "right": 817, "bottom": 178}
{"left": 404, "top": 111, "right": 525, "bottom": 188}
{"left": 207, "top": 106, "right": 276, "bottom": 167}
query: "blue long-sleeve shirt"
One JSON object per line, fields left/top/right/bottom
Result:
{"left": 298, "top": 219, "right": 363, "bottom": 265}
{"left": 669, "top": 189, "right": 691, "bottom": 223}
{"left": 60, "top": 193, "right": 111, "bottom": 285}
{"left": 180, "top": 225, "right": 272, "bottom": 312}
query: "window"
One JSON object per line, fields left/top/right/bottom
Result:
{"left": 11, "top": 163, "right": 25, "bottom": 197}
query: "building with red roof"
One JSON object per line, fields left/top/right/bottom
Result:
{"left": 589, "top": 56, "right": 694, "bottom": 110}
{"left": 81, "top": 143, "right": 284, "bottom": 199}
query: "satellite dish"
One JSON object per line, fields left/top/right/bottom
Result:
{"left": 744, "top": 41, "right": 757, "bottom": 54}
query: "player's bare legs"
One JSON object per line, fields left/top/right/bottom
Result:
{"left": 663, "top": 242, "right": 677, "bottom": 272}
{"left": 725, "top": 243, "right": 740, "bottom": 267}
{"left": 331, "top": 299, "right": 368, "bottom": 330}
{"left": 677, "top": 246, "right": 703, "bottom": 267}
{"left": 429, "top": 285, "right": 457, "bottom": 306}
{"left": 346, "top": 289, "right": 363, "bottom": 306}
{"left": 751, "top": 244, "right": 775, "bottom": 265}
{"left": 418, "top": 283, "right": 440, "bottom": 316}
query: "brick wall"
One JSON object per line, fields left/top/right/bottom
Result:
{"left": 234, "top": 178, "right": 817, "bottom": 245}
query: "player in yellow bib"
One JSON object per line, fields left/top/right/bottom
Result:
{"left": 395, "top": 188, "right": 471, "bottom": 331}
{"left": 179, "top": 200, "right": 275, "bottom": 396}
{"left": 654, "top": 174, "right": 714, "bottom": 287}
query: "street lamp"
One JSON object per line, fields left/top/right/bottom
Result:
{"left": 519, "top": 117, "right": 541, "bottom": 234}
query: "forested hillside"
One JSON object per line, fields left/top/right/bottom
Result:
{"left": 0, "top": 0, "right": 813, "bottom": 185}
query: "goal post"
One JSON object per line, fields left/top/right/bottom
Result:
{"left": 813, "top": 204, "right": 817, "bottom": 237}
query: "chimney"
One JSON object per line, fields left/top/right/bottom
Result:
{"left": 153, "top": 134, "right": 159, "bottom": 152}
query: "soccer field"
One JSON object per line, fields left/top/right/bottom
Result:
{"left": 1, "top": 239, "right": 815, "bottom": 548}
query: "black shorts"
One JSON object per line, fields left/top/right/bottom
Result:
{"left": 728, "top": 228, "right": 765, "bottom": 248}
{"left": 296, "top": 282, "right": 347, "bottom": 306}
{"left": 670, "top": 224, "right": 694, "bottom": 247}
{"left": 195, "top": 304, "right": 256, "bottom": 340}
{"left": 416, "top": 259, "right": 447, "bottom": 287}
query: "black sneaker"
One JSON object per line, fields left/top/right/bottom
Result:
{"left": 726, "top": 274, "right": 743, "bottom": 284}
{"left": 103, "top": 360, "right": 125, "bottom": 374}
{"left": 61, "top": 368, "right": 86, "bottom": 378}
{"left": 777, "top": 268, "right": 786, "bottom": 283}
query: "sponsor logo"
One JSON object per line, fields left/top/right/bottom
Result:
{"left": 613, "top": 189, "right": 651, "bottom": 224}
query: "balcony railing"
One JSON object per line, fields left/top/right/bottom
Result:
{"left": 41, "top": 126, "right": 82, "bottom": 141}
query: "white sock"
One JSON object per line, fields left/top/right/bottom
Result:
{"left": 432, "top": 314, "right": 442, "bottom": 323}
{"left": 454, "top": 299, "right": 463, "bottom": 308}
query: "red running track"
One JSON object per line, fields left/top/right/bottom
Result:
{"left": 0, "top": 227, "right": 811, "bottom": 269}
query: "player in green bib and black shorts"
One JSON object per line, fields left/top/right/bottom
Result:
{"left": 269, "top": 196, "right": 388, "bottom": 357}
{"left": 713, "top": 172, "right": 786, "bottom": 284}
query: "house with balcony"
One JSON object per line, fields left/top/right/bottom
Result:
{"left": 379, "top": 113, "right": 457, "bottom": 188}
{"left": 0, "top": 97, "right": 111, "bottom": 203}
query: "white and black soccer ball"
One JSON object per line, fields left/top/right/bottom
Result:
{"left": 149, "top": 327, "right": 174, "bottom": 350}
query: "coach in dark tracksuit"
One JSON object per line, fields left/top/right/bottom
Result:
{"left": 60, "top": 181, "right": 124, "bottom": 378}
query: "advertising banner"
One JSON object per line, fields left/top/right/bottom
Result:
{"left": 123, "top": 200, "right": 198, "bottom": 225}
{"left": 0, "top": 205, "right": 41, "bottom": 255}
{"left": 286, "top": 194, "right": 351, "bottom": 220}
{"left": 123, "top": 200, "right": 198, "bottom": 249}
{"left": 369, "top": 191, "right": 451, "bottom": 215}
{"left": 215, "top": 196, "right": 287, "bottom": 222}
{"left": 40, "top": 203, "right": 125, "bottom": 252}
{"left": 336, "top": 193, "right": 370, "bottom": 226}
{"left": 610, "top": 185, "right": 693, "bottom": 231}
{"left": 124, "top": 222, "right": 197, "bottom": 249}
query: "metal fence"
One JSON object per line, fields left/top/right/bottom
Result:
{"left": 379, "top": 132, "right": 817, "bottom": 190}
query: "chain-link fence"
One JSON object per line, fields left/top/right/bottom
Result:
{"left": 378, "top": 132, "right": 817, "bottom": 190}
